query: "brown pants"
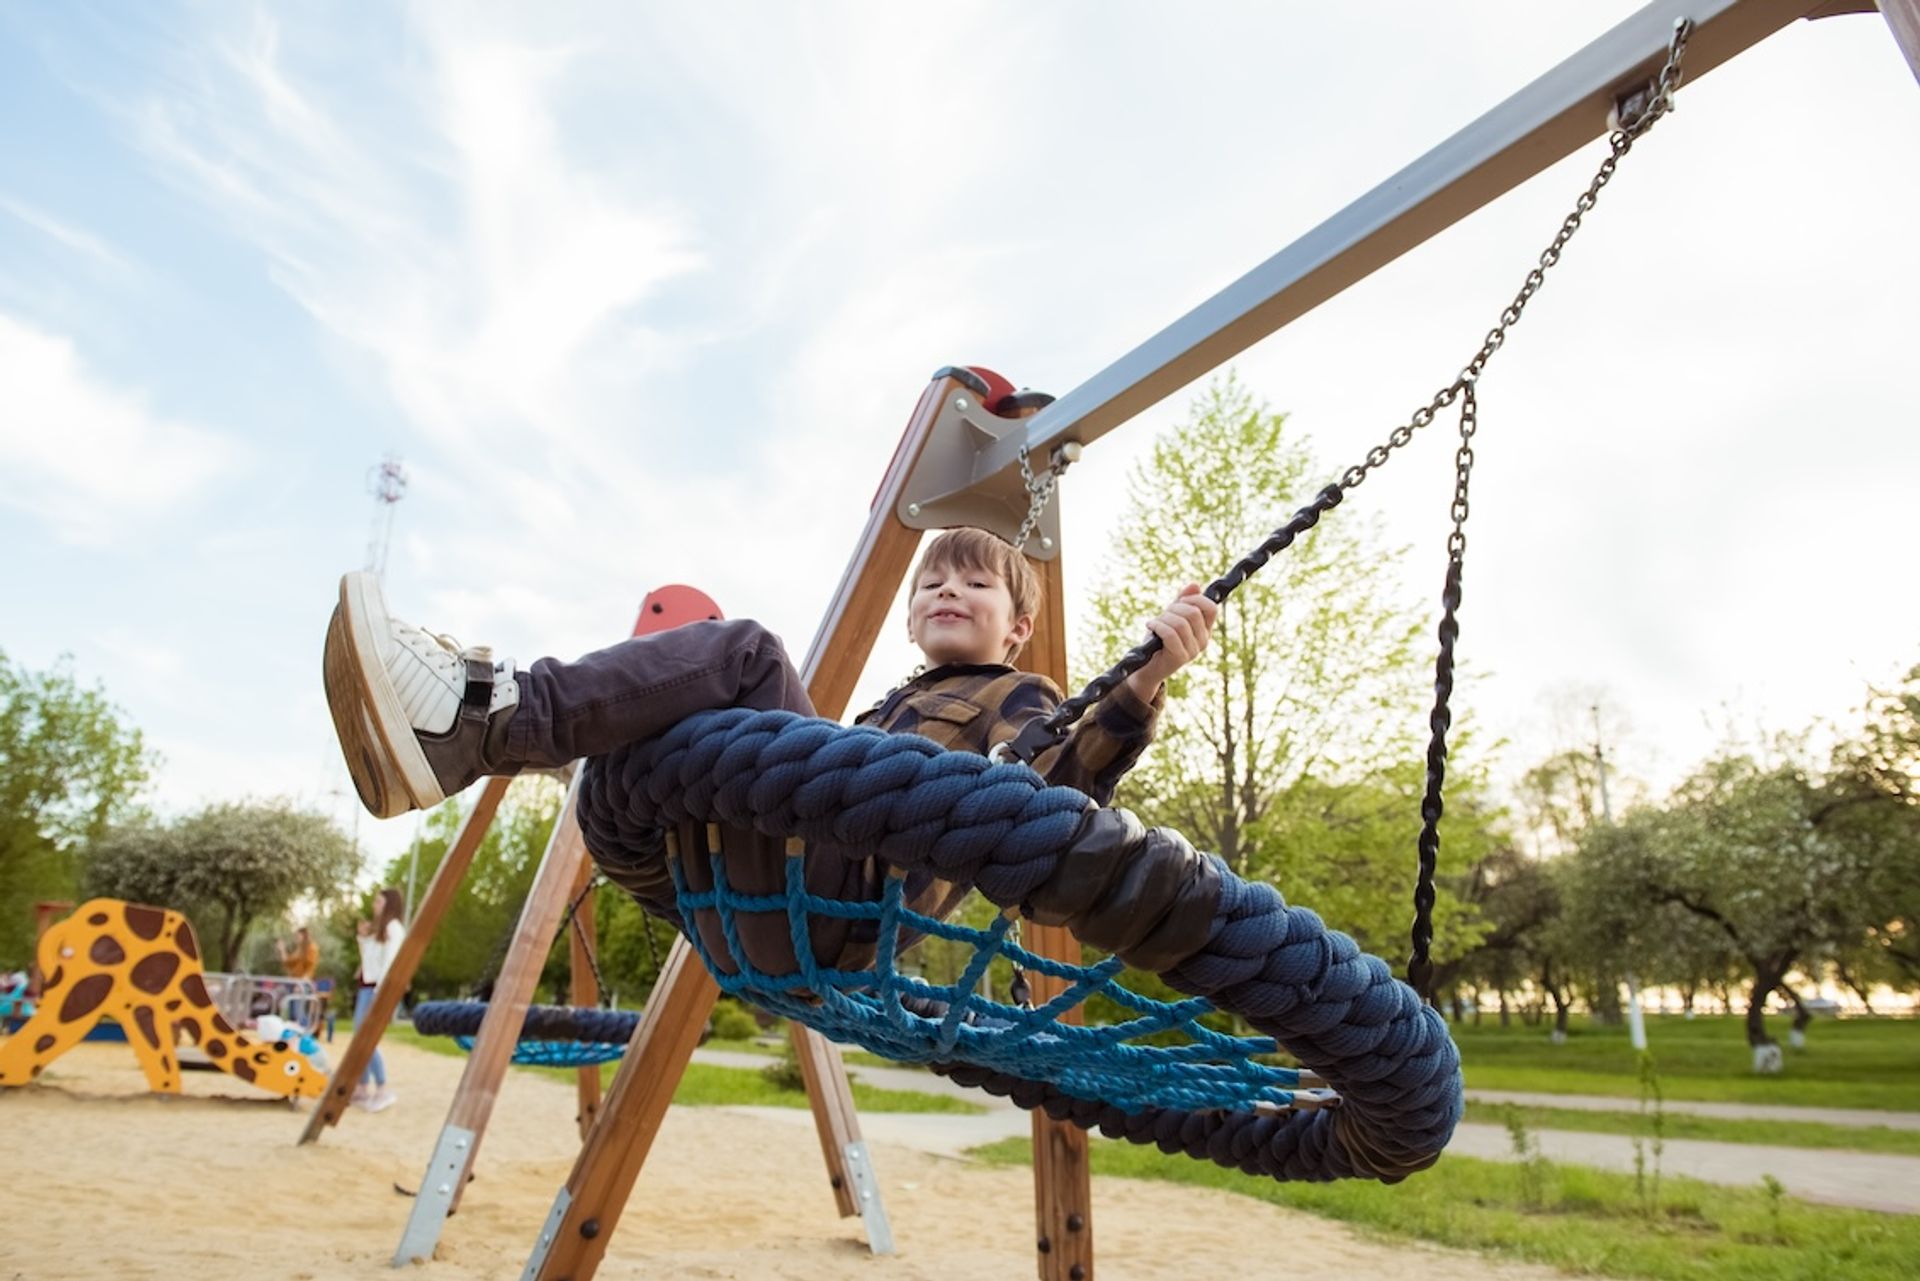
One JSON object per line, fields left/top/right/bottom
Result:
{"left": 519, "top": 619, "right": 882, "bottom": 976}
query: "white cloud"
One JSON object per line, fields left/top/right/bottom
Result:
{"left": 0, "top": 312, "right": 243, "bottom": 543}
{"left": 0, "top": 195, "right": 132, "bottom": 273}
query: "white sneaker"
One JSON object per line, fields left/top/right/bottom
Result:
{"left": 324, "top": 571, "right": 521, "bottom": 818}
{"left": 366, "top": 1088, "right": 399, "bottom": 1113}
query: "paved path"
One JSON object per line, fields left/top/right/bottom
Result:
{"left": 1445, "top": 1124, "right": 1920, "bottom": 1215}
{"left": 693, "top": 1046, "right": 1920, "bottom": 1214}
{"left": 1466, "top": 1087, "right": 1920, "bottom": 1131}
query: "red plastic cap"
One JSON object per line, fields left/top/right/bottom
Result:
{"left": 632, "top": 585, "right": 725, "bottom": 637}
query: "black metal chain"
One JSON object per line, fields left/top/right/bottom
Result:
{"left": 1406, "top": 381, "right": 1475, "bottom": 999}
{"left": 560, "top": 874, "right": 615, "bottom": 1008}
{"left": 997, "top": 20, "right": 1693, "bottom": 998}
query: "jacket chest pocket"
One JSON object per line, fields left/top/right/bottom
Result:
{"left": 903, "top": 692, "right": 983, "bottom": 750}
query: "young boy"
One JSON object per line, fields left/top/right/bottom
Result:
{"left": 323, "top": 528, "right": 1217, "bottom": 962}
{"left": 326, "top": 527, "right": 1217, "bottom": 822}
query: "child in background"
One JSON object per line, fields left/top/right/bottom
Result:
{"left": 352, "top": 888, "right": 405, "bottom": 1112}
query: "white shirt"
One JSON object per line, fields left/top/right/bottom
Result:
{"left": 356, "top": 919, "right": 406, "bottom": 985}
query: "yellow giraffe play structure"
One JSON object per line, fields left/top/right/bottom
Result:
{"left": 0, "top": 898, "right": 326, "bottom": 1100}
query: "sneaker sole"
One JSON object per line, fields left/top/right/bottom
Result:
{"left": 323, "top": 609, "right": 406, "bottom": 818}
{"left": 325, "top": 573, "right": 447, "bottom": 816}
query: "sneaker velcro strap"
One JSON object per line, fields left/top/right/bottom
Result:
{"left": 459, "top": 656, "right": 494, "bottom": 726}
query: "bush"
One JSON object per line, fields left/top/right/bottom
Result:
{"left": 760, "top": 1044, "right": 808, "bottom": 1092}
{"left": 709, "top": 999, "right": 760, "bottom": 1042}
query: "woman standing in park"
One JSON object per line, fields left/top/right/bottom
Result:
{"left": 352, "top": 888, "right": 406, "bottom": 1112}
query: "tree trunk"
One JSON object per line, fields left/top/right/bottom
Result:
{"left": 1547, "top": 982, "right": 1571, "bottom": 1043}
{"left": 1835, "top": 961, "right": 1875, "bottom": 1015}
{"left": 1498, "top": 989, "right": 1510, "bottom": 1028}
{"left": 1785, "top": 986, "right": 1814, "bottom": 1048}
{"left": 1745, "top": 964, "right": 1787, "bottom": 1072}
{"left": 1590, "top": 976, "right": 1622, "bottom": 1026}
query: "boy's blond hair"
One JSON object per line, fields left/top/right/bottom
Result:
{"left": 912, "top": 528, "right": 1039, "bottom": 658}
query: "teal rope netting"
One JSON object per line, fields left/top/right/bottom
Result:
{"left": 580, "top": 707, "right": 1463, "bottom": 1184}
{"left": 670, "top": 853, "right": 1312, "bottom": 1115}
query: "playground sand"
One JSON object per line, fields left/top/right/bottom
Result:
{"left": 0, "top": 1038, "right": 1563, "bottom": 1281}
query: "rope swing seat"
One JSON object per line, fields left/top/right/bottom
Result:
{"left": 410, "top": 870, "right": 647, "bottom": 1068}
{"left": 579, "top": 710, "right": 1460, "bottom": 1184}
{"left": 411, "top": 1000, "right": 637, "bottom": 1068}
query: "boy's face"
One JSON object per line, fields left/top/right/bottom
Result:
{"left": 908, "top": 559, "right": 1033, "bottom": 667}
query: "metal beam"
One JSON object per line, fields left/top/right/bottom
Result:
{"left": 982, "top": 0, "right": 1823, "bottom": 481}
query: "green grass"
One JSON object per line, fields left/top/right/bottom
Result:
{"left": 381, "top": 1023, "right": 983, "bottom": 1114}
{"left": 1450, "top": 1014, "right": 1920, "bottom": 1111}
{"left": 971, "top": 1136, "right": 1920, "bottom": 1281}
{"left": 700, "top": 1036, "right": 782, "bottom": 1057}
{"left": 1463, "top": 1101, "right": 1920, "bottom": 1157}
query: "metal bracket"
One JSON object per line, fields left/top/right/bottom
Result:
{"left": 392, "top": 1123, "right": 476, "bottom": 1266}
{"left": 518, "top": 1185, "right": 573, "bottom": 1281}
{"left": 896, "top": 387, "right": 1067, "bottom": 560}
{"left": 841, "top": 1140, "right": 894, "bottom": 1256}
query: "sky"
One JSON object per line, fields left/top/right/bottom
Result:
{"left": 2, "top": 2, "right": 1915, "bottom": 877}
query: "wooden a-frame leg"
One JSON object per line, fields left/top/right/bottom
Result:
{"left": 568, "top": 853, "right": 603, "bottom": 1140}
{"left": 790, "top": 1022, "right": 894, "bottom": 1252}
{"left": 1019, "top": 549, "right": 1096, "bottom": 1281}
{"left": 298, "top": 776, "right": 510, "bottom": 1145}
{"left": 523, "top": 937, "right": 718, "bottom": 1281}
{"left": 393, "top": 775, "right": 592, "bottom": 1265}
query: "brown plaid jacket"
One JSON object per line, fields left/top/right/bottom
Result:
{"left": 856, "top": 661, "right": 1161, "bottom": 921}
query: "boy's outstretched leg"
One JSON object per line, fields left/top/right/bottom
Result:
{"left": 325, "top": 572, "right": 524, "bottom": 818}
{"left": 324, "top": 571, "right": 815, "bottom": 819}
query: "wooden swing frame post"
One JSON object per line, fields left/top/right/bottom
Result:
{"left": 567, "top": 852, "right": 603, "bottom": 1139}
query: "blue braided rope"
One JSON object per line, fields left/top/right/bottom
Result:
{"left": 580, "top": 707, "right": 1464, "bottom": 1182}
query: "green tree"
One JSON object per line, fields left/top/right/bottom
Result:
{"left": 85, "top": 801, "right": 358, "bottom": 970}
{"left": 1076, "top": 373, "right": 1491, "bottom": 966}
{"left": 0, "top": 650, "right": 153, "bottom": 963}
{"left": 1583, "top": 754, "right": 1882, "bottom": 1065}
{"left": 1822, "top": 663, "right": 1920, "bottom": 995}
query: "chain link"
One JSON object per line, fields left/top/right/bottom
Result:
{"left": 1340, "top": 18, "right": 1690, "bottom": 495}
{"left": 1012, "top": 442, "right": 1077, "bottom": 552}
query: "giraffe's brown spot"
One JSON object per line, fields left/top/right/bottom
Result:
{"left": 206, "top": 1037, "right": 227, "bottom": 1058}
{"left": 210, "top": 1014, "right": 236, "bottom": 1036}
{"left": 34, "top": 1034, "right": 57, "bottom": 1054}
{"left": 181, "top": 973, "right": 212, "bottom": 1007}
{"left": 57, "top": 973, "right": 113, "bottom": 1023}
{"left": 179, "top": 1020, "right": 203, "bottom": 1045}
{"left": 231, "top": 1059, "right": 256, "bottom": 1083}
{"left": 253, "top": 1050, "right": 271, "bottom": 1065}
{"left": 43, "top": 966, "right": 64, "bottom": 991}
{"left": 164, "top": 998, "right": 182, "bottom": 1011}
{"left": 132, "top": 1005, "right": 162, "bottom": 1049}
{"left": 175, "top": 925, "right": 198, "bottom": 961}
{"left": 125, "top": 905, "right": 167, "bottom": 940}
{"left": 89, "top": 936, "right": 126, "bottom": 966}
{"left": 86, "top": 911, "right": 109, "bottom": 926}
{"left": 129, "top": 951, "right": 180, "bottom": 995}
